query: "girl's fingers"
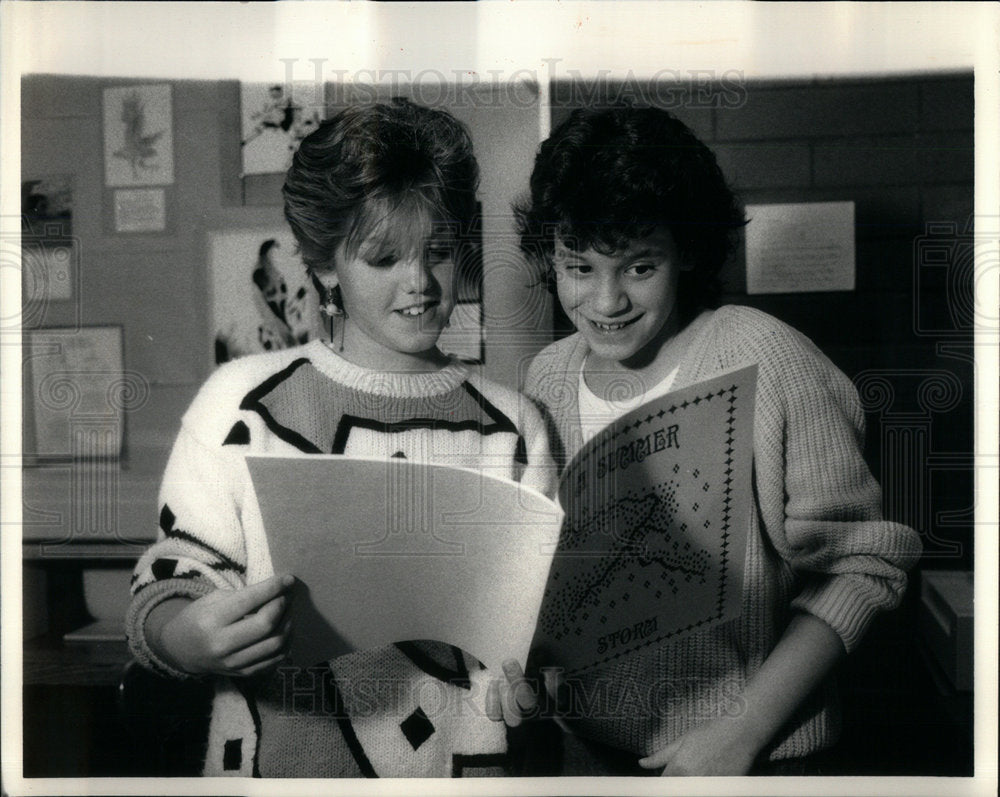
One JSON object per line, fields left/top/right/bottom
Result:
{"left": 232, "top": 650, "right": 290, "bottom": 678}
{"left": 222, "top": 617, "right": 292, "bottom": 670}
{"left": 222, "top": 593, "right": 290, "bottom": 651}
{"left": 485, "top": 678, "right": 503, "bottom": 722}
{"left": 255, "top": 593, "right": 289, "bottom": 629}
{"left": 214, "top": 575, "right": 294, "bottom": 625}
{"left": 502, "top": 659, "right": 536, "bottom": 714}
{"left": 222, "top": 636, "right": 287, "bottom": 673}
{"left": 499, "top": 661, "right": 535, "bottom": 727}
{"left": 638, "top": 740, "right": 679, "bottom": 769}
{"left": 499, "top": 679, "right": 518, "bottom": 727}
{"left": 540, "top": 666, "right": 569, "bottom": 713}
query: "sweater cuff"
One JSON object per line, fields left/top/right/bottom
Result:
{"left": 126, "top": 577, "right": 216, "bottom": 680}
{"left": 790, "top": 573, "right": 904, "bottom": 654}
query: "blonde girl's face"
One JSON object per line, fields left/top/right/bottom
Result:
{"left": 318, "top": 208, "right": 457, "bottom": 372}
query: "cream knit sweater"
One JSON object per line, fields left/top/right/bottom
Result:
{"left": 524, "top": 305, "right": 921, "bottom": 761}
{"left": 127, "top": 340, "right": 554, "bottom": 777}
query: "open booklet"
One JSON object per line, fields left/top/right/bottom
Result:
{"left": 246, "top": 364, "right": 757, "bottom": 677}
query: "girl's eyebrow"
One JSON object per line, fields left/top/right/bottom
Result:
{"left": 621, "top": 247, "right": 660, "bottom": 260}
{"left": 359, "top": 235, "right": 454, "bottom": 263}
{"left": 357, "top": 241, "right": 393, "bottom": 260}
{"left": 555, "top": 247, "right": 587, "bottom": 263}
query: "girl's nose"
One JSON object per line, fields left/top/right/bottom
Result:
{"left": 401, "top": 254, "right": 436, "bottom": 294}
{"left": 591, "top": 275, "right": 628, "bottom": 316}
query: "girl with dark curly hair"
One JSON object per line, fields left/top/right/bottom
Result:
{"left": 520, "top": 104, "right": 920, "bottom": 776}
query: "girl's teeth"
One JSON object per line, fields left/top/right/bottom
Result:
{"left": 401, "top": 306, "right": 426, "bottom": 316}
{"left": 594, "top": 320, "right": 628, "bottom": 331}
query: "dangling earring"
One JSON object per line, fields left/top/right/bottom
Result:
{"left": 318, "top": 283, "right": 346, "bottom": 353}
{"left": 337, "top": 308, "right": 347, "bottom": 353}
{"left": 320, "top": 285, "right": 344, "bottom": 318}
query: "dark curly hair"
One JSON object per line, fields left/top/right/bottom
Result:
{"left": 516, "top": 104, "right": 745, "bottom": 317}
{"left": 283, "top": 99, "right": 479, "bottom": 278}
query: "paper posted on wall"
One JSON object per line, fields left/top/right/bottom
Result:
{"left": 246, "top": 365, "right": 757, "bottom": 677}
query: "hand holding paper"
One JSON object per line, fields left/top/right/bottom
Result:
{"left": 638, "top": 714, "right": 759, "bottom": 776}
{"left": 149, "top": 574, "right": 295, "bottom": 677}
{"left": 485, "top": 659, "right": 539, "bottom": 727}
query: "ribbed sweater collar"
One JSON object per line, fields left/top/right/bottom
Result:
{"left": 302, "top": 339, "right": 470, "bottom": 399}
{"left": 555, "top": 308, "right": 720, "bottom": 465}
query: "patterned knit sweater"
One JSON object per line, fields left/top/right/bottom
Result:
{"left": 524, "top": 305, "right": 922, "bottom": 761}
{"left": 126, "top": 340, "right": 554, "bottom": 778}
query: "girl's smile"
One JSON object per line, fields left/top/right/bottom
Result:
{"left": 397, "top": 302, "right": 437, "bottom": 316}
{"left": 588, "top": 314, "right": 644, "bottom": 333}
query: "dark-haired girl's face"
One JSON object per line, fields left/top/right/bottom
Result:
{"left": 554, "top": 228, "right": 688, "bottom": 368}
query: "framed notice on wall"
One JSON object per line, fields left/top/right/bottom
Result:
{"left": 113, "top": 188, "right": 167, "bottom": 233}
{"left": 745, "top": 201, "right": 856, "bottom": 294}
{"left": 23, "top": 327, "right": 127, "bottom": 465}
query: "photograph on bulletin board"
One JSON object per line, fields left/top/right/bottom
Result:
{"left": 240, "top": 82, "right": 325, "bottom": 176}
{"left": 208, "top": 228, "right": 325, "bottom": 364}
{"left": 21, "top": 175, "right": 75, "bottom": 304}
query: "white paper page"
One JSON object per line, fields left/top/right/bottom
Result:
{"left": 532, "top": 366, "right": 757, "bottom": 684}
{"left": 247, "top": 455, "right": 562, "bottom": 674}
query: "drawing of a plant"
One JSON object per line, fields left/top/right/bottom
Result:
{"left": 113, "top": 92, "right": 165, "bottom": 178}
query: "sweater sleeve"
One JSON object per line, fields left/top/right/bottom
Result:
{"left": 125, "top": 422, "right": 251, "bottom": 678}
{"left": 754, "top": 324, "right": 922, "bottom": 653}
{"left": 522, "top": 337, "right": 583, "bottom": 471}
{"left": 515, "top": 392, "right": 558, "bottom": 500}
